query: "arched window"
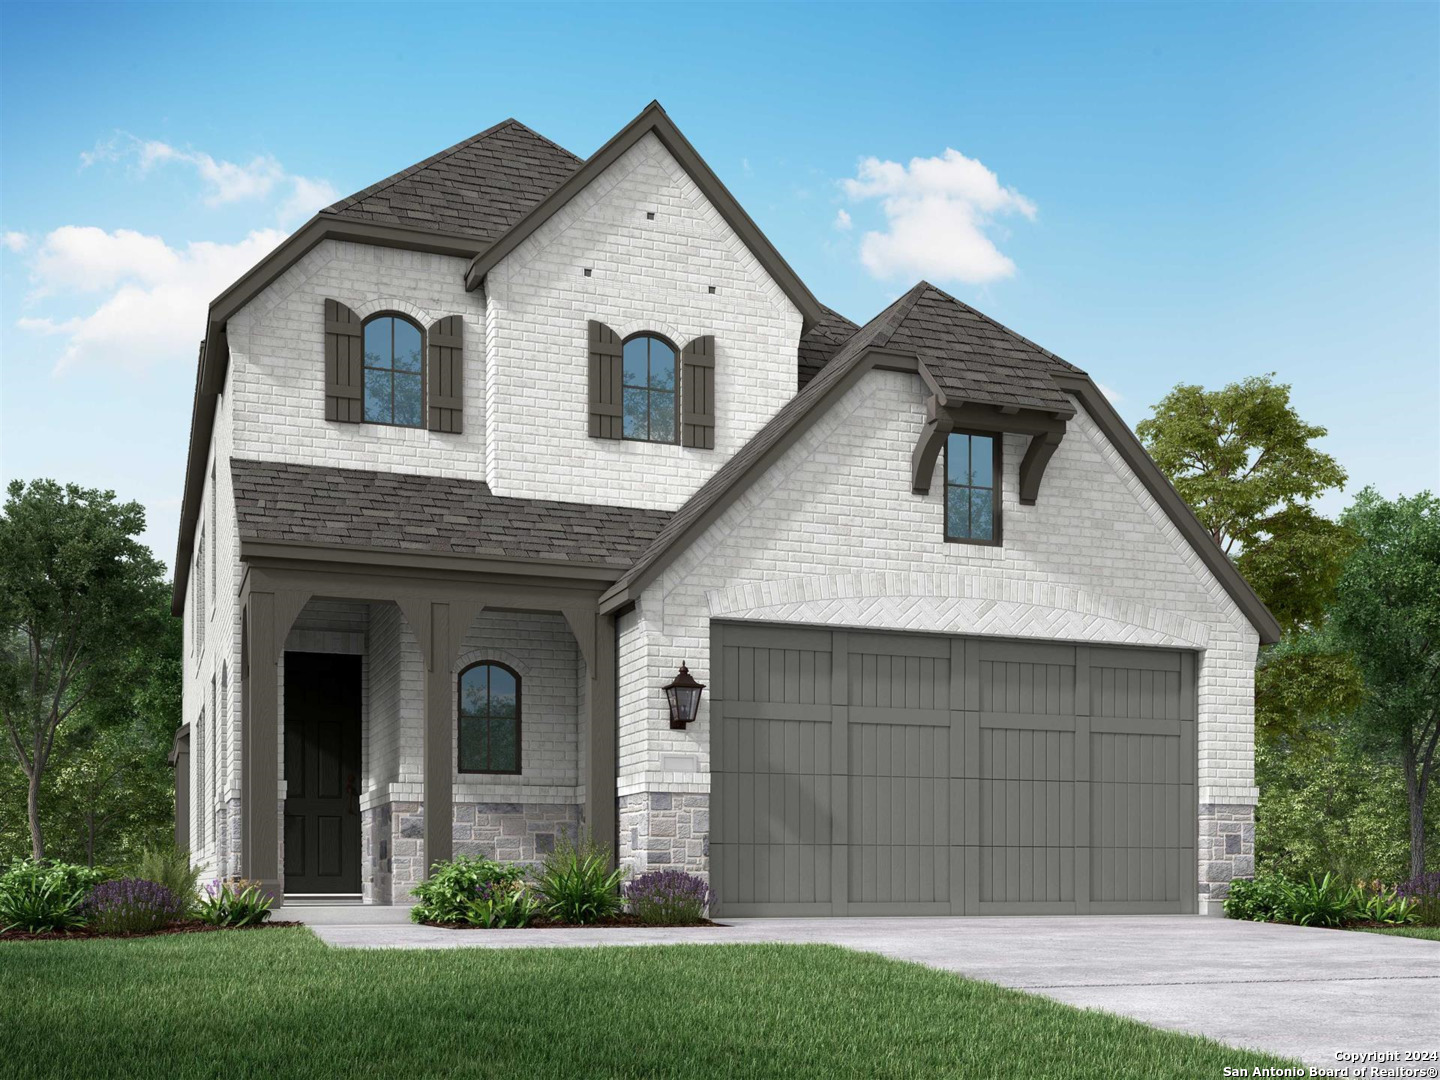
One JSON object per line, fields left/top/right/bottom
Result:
{"left": 621, "top": 333, "right": 678, "bottom": 443}
{"left": 458, "top": 662, "right": 520, "bottom": 774}
{"left": 362, "top": 314, "right": 424, "bottom": 426}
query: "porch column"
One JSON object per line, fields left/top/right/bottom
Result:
{"left": 398, "top": 598, "right": 484, "bottom": 878}
{"left": 586, "top": 612, "right": 618, "bottom": 859}
{"left": 241, "top": 592, "right": 279, "bottom": 896}
{"left": 239, "top": 586, "right": 310, "bottom": 900}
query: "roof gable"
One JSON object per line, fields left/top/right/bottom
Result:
{"left": 462, "top": 101, "right": 825, "bottom": 330}
{"left": 600, "top": 282, "right": 1280, "bottom": 644}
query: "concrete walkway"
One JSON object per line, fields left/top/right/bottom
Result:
{"left": 304, "top": 913, "right": 1439, "bottom": 1069}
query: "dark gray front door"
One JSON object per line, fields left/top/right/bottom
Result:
{"left": 710, "top": 624, "right": 1196, "bottom": 917}
{"left": 283, "top": 652, "right": 362, "bottom": 895}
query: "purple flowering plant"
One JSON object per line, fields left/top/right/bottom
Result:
{"left": 1395, "top": 872, "right": 1440, "bottom": 925}
{"left": 83, "top": 878, "right": 183, "bottom": 934}
{"left": 625, "top": 870, "right": 711, "bottom": 926}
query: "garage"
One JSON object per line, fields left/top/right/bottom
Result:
{"left": 709, "top": 623, "right": 1196, "bottom": 917}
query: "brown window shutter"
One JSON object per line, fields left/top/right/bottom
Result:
{"left": 681, "top": 335, "right": 716, "bottom": 449}
{"left": 588, "top": 321, "right": 623, "bottom": 439}
{"left": 427, "top": 316, "right": 463, "bottom": 433}
{"left": 323, "top": 299, "right": 363, "bottom": 423}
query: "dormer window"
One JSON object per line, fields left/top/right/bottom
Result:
{"left": 363, "top": 314, "right": 424, "bottom": 427}
{"left": 621, "top": 333, "right": 678, "bottom": 443}
{"left": 945, "top": 432, "right": 1000, "bottom": 544}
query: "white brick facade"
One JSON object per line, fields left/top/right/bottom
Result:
{"left": 482, "top": 132, "right": 802, "bottom": 508}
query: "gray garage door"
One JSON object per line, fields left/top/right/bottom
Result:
{"left": 709, "top": 623, "right": 1196, "bottom": 917}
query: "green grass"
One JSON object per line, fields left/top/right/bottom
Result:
{"left": 1354, "top": 925, "right": 1440, "bottom": 942}
{"left": 0, "top": 928, "right": 1299, "bottom": 1079}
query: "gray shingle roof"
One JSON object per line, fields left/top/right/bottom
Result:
{"left": 886, "top": 283, "right": 1079, "bottom": 414}
{"left": 323, "top": 120, "right": 582, "bottom": 243}
{"left": 797, "top": 304, "right": 860, "bottom": 388}
{"left": 232, "top": 459, "right": 672, "bottom": 567}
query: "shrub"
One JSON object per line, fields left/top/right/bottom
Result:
{"left": 410, "top": 855, "right": 528, "bottom": 925}
{"left": 625, "top": 870, "right": 710, "bottom": 926}
{"left": 132, "top": 846, "right": 203, "bottom": 914}
{"left": 0, "top": 859, "right": 111, "bottom": 933}
{"left": 1223, "top": 875, "right": 1291, "bottom": 922}
{"left": 1350, "top": 882, "right": 1418, "bottom": 925}
{"left": 535, "top": 834, "right": 625, "bottom": 925}
{"left": 195, "top": 878, "right": 274, "bottom": 927}
{"left": 1395, "top": 872, "right": 1440, "bottom": 926}
{"left": 1278, "top": 872, "right": 1354, "bottom": 927}
{"left": 83, "top": 878, "right": 183, "bottom": 934}
{"left": 462, "top": 879, "right": 541, "bottom": 929}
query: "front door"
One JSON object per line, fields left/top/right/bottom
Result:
{"left": 283, "top": 652, "right": 362, "bottom": 894}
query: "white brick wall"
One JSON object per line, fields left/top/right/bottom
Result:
{"left": 617, "top": 368, "right": 1260, "bottom": 803}
{"left": 227, "top": 239, "right": 487, "bottom": 482}
{"left": 182, "top": 361, "right": 242, "bottom": 877}
{"left": 483, "top": 132, "right": 802, "bottom": 508}
{"left": 451, "top": 611, "right": 583, "bottom": 803}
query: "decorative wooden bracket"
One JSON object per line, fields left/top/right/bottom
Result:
{"left": 1019, "top": 430, "right": 1065, "bottom": 506}
{"left": 911, "top": 395, "right": 954, "bottom": 495}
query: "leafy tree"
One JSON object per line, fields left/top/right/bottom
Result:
{"left": 1329, "top": 489, "right": 1440, "bottom": 879}
{"left": 0, "top": 480, "right": 169, "bottom": 859}
{"left": 1137, "top": 374, "right": 1349, "bottom": 633}
{"left": 1254, "top": 631, "right": 1363, "bottom": 749}
{"left": 1255, "top": 734, "right": 1440, "bottom": 883}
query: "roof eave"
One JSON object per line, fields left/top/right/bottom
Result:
{"left": 463, "top": 101, "right": 825, "bottom": 332}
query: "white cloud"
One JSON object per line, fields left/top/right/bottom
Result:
{"left": 82, "top": 133, "right": 336, "bottom": 224}
{"left": 841, "top": 148, "right": 1036, "bottom": 284}
{"left": 18, "top": 226, "right": 287, "bottom": 374}
{"left": 2, "top": 231, "right": 30, "bottom": 253}
{"left": 1096, "top": 381, "right": 1124, "bottom": 403}
{"left": 834, "top": 208, "right": 852, "bottom": 231}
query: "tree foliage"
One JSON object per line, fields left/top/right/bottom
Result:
{"left": 0, "top": 480, "right": 171, "bottom": 860}
{"left": 1137, "top": 375, "right": 1349, "bottom": 635}
{"left": 1328, "top": 488, "right": 1440, "bottom": 879}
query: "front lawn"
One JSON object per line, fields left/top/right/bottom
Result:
{"left": 0, "top": 928, "right": 1296, "bottom": 1079}
{"left": 1354, "top": 926, "right": 1440, "bottom": 942}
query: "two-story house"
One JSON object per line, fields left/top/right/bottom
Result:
{"left": 173, "top": 101, "right": 1278, "bottom": 916}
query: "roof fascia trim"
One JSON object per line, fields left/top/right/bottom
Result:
{"left": 1054, "top": 371, "right": 1281, "bottom": 644}
{"left": 463, "top": 101, "right": 825, "bottom": 331}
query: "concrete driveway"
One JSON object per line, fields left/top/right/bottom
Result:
{"left": 305, "top": 913, "right": 1439, "bottom": 1069}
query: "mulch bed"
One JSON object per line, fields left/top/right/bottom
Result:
{"left": 0, "top": 920, "right": 303, "bottom": 942}
{"left": 423, "top": 914, "right": 721, "bottom": 930}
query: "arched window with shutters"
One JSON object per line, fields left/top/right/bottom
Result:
{"left": 324, "top": 301, "right": 464, "bottom": 432}
{"left": 362, "top": 313, "right": 425, "bottom": 427}
{"left": 458, "top": 662, "right": 521, "bottom": 774}
{"left": 589, "top": 321, "right": 713, "bottom": 447}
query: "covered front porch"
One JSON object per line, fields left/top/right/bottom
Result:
{"left": 236, "top": 551, "right": 618, "bottom": 905}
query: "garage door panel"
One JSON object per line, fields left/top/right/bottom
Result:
{"left": 712, "top": 624, "right": 1196, "bottom": 917}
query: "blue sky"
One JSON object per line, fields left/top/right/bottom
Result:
{"left": 1, "top": 1, "right": 1436, "bottom": 568}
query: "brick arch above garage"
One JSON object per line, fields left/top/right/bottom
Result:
{"left": 703, "top": 571, "right": 1213, "bottom": 650}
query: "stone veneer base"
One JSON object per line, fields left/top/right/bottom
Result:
{"left": 619, "top": 792, "right": 709, "bottom": 877}
{"left": 363, "top": 800, "right": 585, "bottom": 905}
{"left": 1198, "top": 802, "right": 1255, "bottom": 915}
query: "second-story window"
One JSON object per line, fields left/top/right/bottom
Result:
{"left": 621, "top": 333, "right": 677, "bottom": 443}
{"left": 363, "top": 314, "right": 424, "bottom": 427}
{"left": 945, "top": 432, "right": 1000, "bottom": 545}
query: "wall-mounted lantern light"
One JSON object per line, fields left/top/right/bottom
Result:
{"left": 663, "top": 663, "right": 706, "bottom": 730}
